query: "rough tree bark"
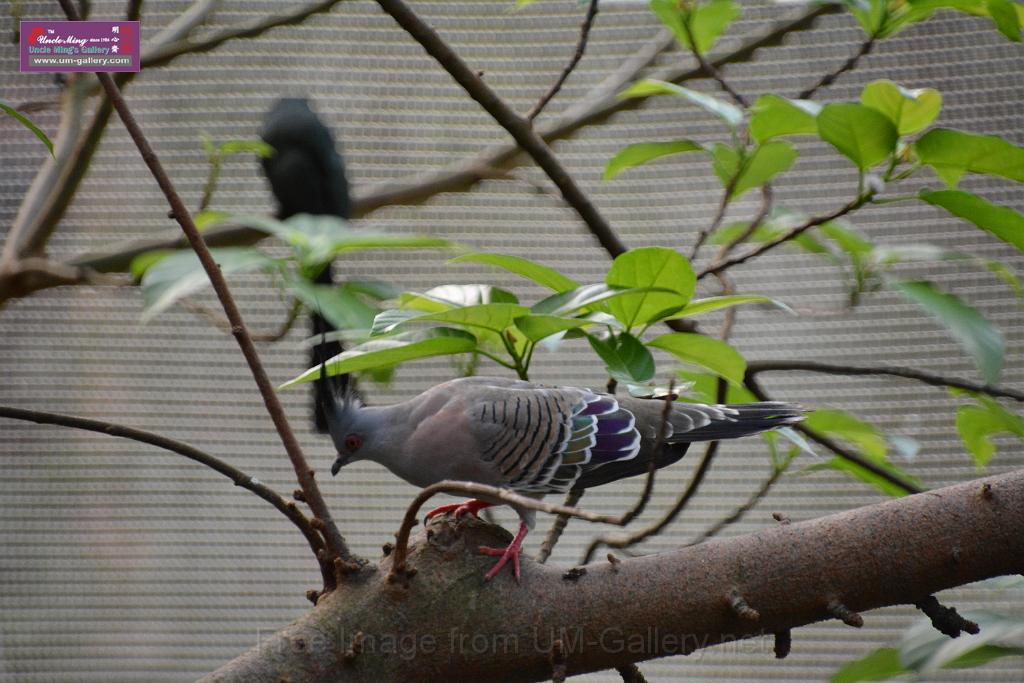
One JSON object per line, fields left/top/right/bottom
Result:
{"left": 203, "top": 468, "right": 1024, "bottom": 682}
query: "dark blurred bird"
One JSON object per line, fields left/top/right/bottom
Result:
{"left": 260, "top": 98, "right": 352, "bottom": 433}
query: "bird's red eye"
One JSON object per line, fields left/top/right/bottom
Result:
{"left": 344, "top": 434, "right": 363, "bottom": 452}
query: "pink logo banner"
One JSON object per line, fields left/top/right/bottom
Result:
{"left": 20, "top": 20, "right": 140, "bottom": 73}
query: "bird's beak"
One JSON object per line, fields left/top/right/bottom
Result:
{"left": 331, "top": 456, "right": 348, "bottom": 476}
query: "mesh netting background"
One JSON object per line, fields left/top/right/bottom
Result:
{"left": 2, "top": 2, "right": 1023, "bottom": 681}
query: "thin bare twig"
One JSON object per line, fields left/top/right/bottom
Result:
{"left": 690, "top": 175, "right": 738, "bottom": 262}
{"left": 141, "top": 0, "right": 348, "bottom": 70}
{"left": 698, "top": 193, "right": 870, "bottom": 280}
{"left": 744, "top": 373, "right": 923, "bottom": 494}
{"left": 687, "top": 462, "right": 787, "bottom": 546}
{"left": 713, "top": 184, "right": 773, "bottom": 263}
{"left": 680, "top": 16, "right": 748, "bottom": 108}
{"left": 535, "top": 488, "right": 585, "bottom": 564}
{"left": 581, "top": 440, "right": 721, "bottom": 564}
{"left": 180, "top": 296, "right": 303, "bottom": 343}
{"left": 526, "top": 0, "right": 600, "bottom": 121}
{"left": 798, "top": 37, "right": 875, "bottom": 100}
{"left": 747, "top": 360, "right": 1024, "bottom": 402}
{"left": 374, "top": 0, "right": 628, "bottom": 258}
{"left": 0, "top": 405, "right": 328, "bottom": 572}
{"left": 59, "top": 0, "right": 353, "bottom": 583}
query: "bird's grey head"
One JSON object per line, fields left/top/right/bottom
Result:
{"left": 325, "top": 386, "right": 369, "bottom": 476}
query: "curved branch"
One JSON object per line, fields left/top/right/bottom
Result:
{"left": 687, "top": 461, "right": 786, "bottom": 546}
{"left": 798, "top": 37, "right": 875, "bottom": 100}
{"left": 0, "top": 405, "right": 326, "bottom": 563}
{"left": 373, "top": 0, "right": 628, "bottom": 258}
{"left": 58, "top": 0, "right": 355, "bottom": 581}
{"left": 141, "top": 0, "right": 349, "bottom": 70}
{"left": 698, "top": 193, "right": 869, "bottom": 280}
{"left": 535, "top": 488, "right": 585, "bottom": 564}
{"left": 748, "top": 360, "right": 1024, "bottom": 402}
{"left": 526, "top": 0, "right": 600, "bottom": 121}
{"left": 581, "top": 440, "right": 720, "bottom": 564}
{"left": 204, "top": 468, "right": 1024, "bottom": 681}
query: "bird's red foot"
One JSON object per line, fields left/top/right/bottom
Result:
{"left": 479, "top": 522, "right": 529, "bottom": 582}
{"left": 425, "top": 498, "right": 493, "bottom": 521}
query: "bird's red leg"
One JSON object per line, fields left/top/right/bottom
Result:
{"left": 478, "top": 521, "right": 529, "bottom": 582}
{"left": 425, "top": 498, "right": 493, "bottom": 520}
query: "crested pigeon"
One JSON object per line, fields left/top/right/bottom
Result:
{"left": 324, "top": 375, "right": 803, "bottom": 581}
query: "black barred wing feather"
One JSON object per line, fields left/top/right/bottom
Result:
{"left": 467, "top": 383, "right": 641, "bottom": 495}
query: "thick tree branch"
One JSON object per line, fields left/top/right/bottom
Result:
{"left": 388, "top": 481, "right": 633, "bottom": 583}
{"left": 204, "top": 468, "right": 1024, "bottom": 682}
{"left": 748, "top": 360, "right": 1024, "bottom": 402}
{"left": 0, "top": 405, "right": 327, "bottom": 573}
{"left": 58, "top": 0, "right": 354, "bottom": 581}
{"left": 373, "top": 0, "right": 628, "bottom": 258}
{"left": 525, "top": 0, "right": 600, "bottom": 121}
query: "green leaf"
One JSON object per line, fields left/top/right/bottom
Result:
{"left": 218, "top": 139, "right": 276, "bottom": 157}
{"left": 648, "top": 333, "right": 746, "bottom": 386}
{"left": 839, "top": 0, "right": 890, "bottom": 35}
{"left": 129, "top": 250, "right": 175, "bottom": 280}
{"left": 588, "top": 332, "right": 656, "bottom": 385}
{"left": 749, "top": 95, "right": 821, "bottom": 143}
{"left": 139, "top": 247, "right": 274, "bottom": 322}
{"left": 194, "top": 210, "right": 231, "bottom": 232}
{"left": 449, "top": 253, "right": 578, "bottom": 292}
{"left": 860, "top": 80, "right": 942, "bottom": 135}
{"left": 232, "top": 213, "right": 453, "bottom": 265}
{"left": 669, "top": 294, "right": 779, "bottom": 318}
{"left": 831, "top": 648, "right": 908, "bottom": 683}
{"left": 818, "top": 103, "right": 899, "bottom": 170}
{"left": 914, "top": 128, "right": 1024, "bottom": 187}
{"left": 281, "top": 328, "right": 477, "bottom": 388}
{"left": 606, "top": 247, "right": 696, "bottom": 329}
{"left": 603, "top": 139, "right": 704, "bottom": 180}
{"left": 0, "top": 99, "right": 55, "bottom": 157}
{"left": 401, "top": 284, "right": 519, "bottom": 312}
{"left": 532, "top": 283, "right": 681, "bottom": 317}
{"left": 713, "top": 141, "right": 799, "bottom": 199}
{"left": 619, "top": 79, "right": 744, "bottom": 128}
{"left": 690, "top": 0, "right": 741, "bottom": 53}
{"left": 288, "top": 279, "right": 379, "bottom": 331}
{"left": 649, "top": 0, "right": 741, "bottom": 55}
{"left": 407, "top": 303, "right": 531, "bottom": 334}
{"left": 803, "top": 409, "right": 923, "bottom": 497}
{"left": 987, "top": 0, "right": 1022, "bottom": 40}
{"left": 805, "top": 410, "right": 887, "bottom": 460}
{"left": 891, "top": 280, "right": 1004, "bottom": 385}
{"left": 821, "top": 221, "right": 875, "bottom": 257}
{"left": 513, "top": 314, "right": 595, "bottom": 342}
{"left": 956, "top": 397, "right": 1024, "bottom": 469}
{"left": 921, "top": 190, "right": 1024, "bottom": 253}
